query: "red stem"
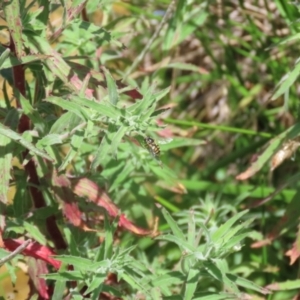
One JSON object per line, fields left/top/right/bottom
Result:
{"left": 8, "top": 35, "right": 66, "bottom": 250}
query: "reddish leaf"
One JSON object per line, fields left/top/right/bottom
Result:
{"left": 28, "top": 258, "right": 50, "bottom": 299}
{"left": 72, "top": 178, "right": 119, "bottom": 217}
{"left": 62, "top": 201, "right": 96, "bottom": 232}
{"left": 0, "top": 213, "right": 5, "bottom": 247}
{"left": 251, "top": 239, "right": 272, "bottom": 248}
{"left": 52, "top": 172, "right": 95, "bottom": 231}
{"left": 286, "top": 226, "right": 300, "bottom": 265}
{"left": 118, "top": 214, "right": 155, "bottom": 236}
{"left": 63, "top": 201, "right": 82, "bottom": 227}
{"left": 66, "top": 62, "right": 143, "bottom": 100}
{"left": 72, "top": 178, "right": 157, "bottom": 236}
{"left": 69, "top": 74, "right": 94, "bottom": 98}
{"left": 4, "top": 239, "right": 61, "bottom": 269}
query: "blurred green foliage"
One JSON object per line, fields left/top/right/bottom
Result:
{"left": 1, "top": 0, "right": 300, "bottom": 299}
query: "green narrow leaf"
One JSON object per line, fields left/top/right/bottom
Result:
{"left": 36, "top": 134, "right": 63, "bottom": 148}
{"left": 0, "top": 109, "right": 19, "bottom": 204}
{"left": 156, "top": 234, "right": 195, "bottom": 253}
{"left": 150, "top": 107, "right": 170, "bottom": 118}
{"left": 72, "top": 96, "right": 122, "bottom": 119}
{"left": 0, "top": 134, "right": 12, "bottom": 204}
{"left": 52, "top": 264, "right": 68, "bottom": 300}
{"left": 267, "top": 279, "right": 300, "bottom": 291}
{"left": 45, "top": 96, "right": 89, "bottom": 121}
{"left": 3, "top": 0, "right": 23, "bottom": 58}
{"left": 94, "top": 243, "right": 105, "bottom": 262}
{"left": 103, "top": 67, "right": 119, "bottom": 105}
{"left": 221, "top": 218, "right": 254, "bottom": 245}
{"left": 184, "top": 268, "right": 199, "bottom": 300}
{"left": 91, "top": 131, "right": 112, "bottom": 170}
{"left": 160, "top": 137, "right": 206, "bottom": 151}
{"left": 187, "top": 210, "right": 196, "bottom": 248}
{"left": 62, "top": 227, "right": 80, "bottom": 257}
{"left": 227, "top": 274, "right": 270, "bottom": 294}
{"left": 53, "top": 255, "right": 95, "bottom": 272}
{"left": 110, "top": 126, "right": 129, "bottom": 158}
{"left": 59, "top": 130, "right": 85, "bottom": 171}
{"left": 109, "top": 162, "right": 135, "bottom": 192}
{"left": 43, "top": 271, "right": 85, "bottom": 281}
{"left": 0, "top": 124, "right": 54, "bottom": 162}
{"left": 193, "top": 292, "right": 236, "bottom": 300}
{"left": 163, "top": 0, "right": 186, "bottom": 51}
{"left": 152, "top": 271, "right": 184, "bottom": 287}
{"left": 104, "top": 215, "right": 113, "bottom": 260}
{"left": 84, "top": 274, "right": 105, "bottom": 296}
{"left": 91, "top": 123, "right": 126, "bottom": 170}
{"left": 163, "top": 62, "right": 201, "bottom": 72}
{"left": 271, "top": 59, "right": 300, "bottom": 101}
{"left": 19, "top": 93, "right": 46, "bottom": 133}
{"left": 121, "top": 270, "right": 150, "bottom": 297}
{"left": 211, "top": 210, "right": 248, "bottom": 243}
{"left": 50, "top": 112, "right": 82, "bottom": 134}
{"left": 161, "top": 208, "right": 186, "bottom": 241}
{"left": 23, "top": 221, "right": 47, "bottom": 245}
{"left": 203, "top": 260, "right": 239, "bottom": 293}
{"left": 129, "top": 86, "right": 170, "bottom": 115}
{"left": 0, "top": 54, "right": 48, "bottom": 70}
{"left": 0, "top": 48, "right": 11, "bottom": 68}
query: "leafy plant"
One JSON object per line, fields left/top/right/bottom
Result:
{"left": 1, "top": 0, "right": 300, "bottom": 299}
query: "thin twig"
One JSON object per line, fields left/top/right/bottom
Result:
{"left": 0, "top": 239, "right": 32, "bottom": 266}
{"left": 123, "top": 1, "right": 175, "bottom": 81}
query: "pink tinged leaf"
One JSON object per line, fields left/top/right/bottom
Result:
{"left": 72, "top": 178, "right": 119, "bottom": 217}
{"left": 28, "top": 258, "right": 50, "bottom": 299}
{"left": 118, "top": 214, "right": 155, "bottom": 236}
{"left": 285, "top": 227, "right": 300, "bottom": 265}
{"left": 251, "top": 239, "right": 272, "bottom": 248}
{"left": 72, "top": 178, "right": 157, "bottom": 236}
{"left": 65, "top": 62, "right": 143, "bottom": 100}
{"left": 62, "top": 201, "right": 96, "bottom": 232}
{"left": 4, "top": 239, "right": 61, "bottom": 269}
{"left": 70, "top": 74, "right": 94, "bottom": 98}
{"left": 63, "top": 201, "right": 82, "bottom": 227}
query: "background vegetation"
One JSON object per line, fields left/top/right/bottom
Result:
{"left": 1, "top": 0, "right": 300, "bottom": 299}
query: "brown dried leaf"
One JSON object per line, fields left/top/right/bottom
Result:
{"left": 285, "top": 226, "right": 300, "bottom": 265}
{"left": 270, "top": 140, "right": 300, "bottom": 171}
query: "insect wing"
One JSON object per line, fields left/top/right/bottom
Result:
{"left": 157, "top": 137, "right": 173, "bottom": 145}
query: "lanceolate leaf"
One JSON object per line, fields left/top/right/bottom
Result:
{"left": 71, "top": 96, "right": 122, "bottom": 119}
{"left": 3, "top": 239, "right": 61, "bottom": 269}
{"left": 0, "top": 109, "right": 18, "bottom": 204}
{"left": 271, "top": 58, "right": 300, "bottom": 101}
{"left": 3, "top": 0, "right": 23, "bottom": 58}
{"left": 0, "top": 54, "right": 48, "bottom": 70}
{"left": 103, "top": 67, "right": 119, "bottom": 105}
{"left": 45, "top": 96, "right": 89, "bottom": 121}
{"left": 236, "top": 122, "right": 300, "bottom": 180}
{"left": 0, "top": 48, "right": 11, "bottom": 68}
{"left": 0, "top": 124, "right": 53, "bottom": 162}
{"left": 71, "top": 178, "right": 155, "bottom": 236}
